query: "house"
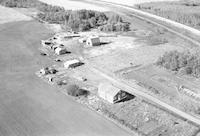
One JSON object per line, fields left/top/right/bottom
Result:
{"left": 86, "top": 36, "right": 100, "bottom": 47}
{"left": 98, "top": 83, "right": 128, "bottom": 104}
{"left": 55, "top": 47, "right": 70, "bottom": 55}
{"left": 64, "top": 59, "right": 83, "bottom": 69}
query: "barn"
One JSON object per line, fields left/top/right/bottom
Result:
{"left": 98, "top": 83, "right": 128, "bottom": 104}
{"left": 86, "top": 36, "right": 100, "bottom": 47}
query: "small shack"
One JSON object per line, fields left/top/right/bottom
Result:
{"left": 64, "top": 59, "right": 83, "bottom": 69}
{"left": 98, "top": 83, "right": 128, "bottom": 104}
{"left": 55, "top": 47, "right": 70, "bottom": 55}
{"left": 86, "top": 36, "right": 100, "bottom": 47}
{"left": 39, "top": 68, "right": 49, "bottom": 75}
{"left": 41, "top": 40, "right": 53, "bottom": 49}
{"left": 78, "top": 37, "right": 87, "bottom": 43}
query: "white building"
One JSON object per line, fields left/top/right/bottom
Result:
{"left": 64, "top": 59, "right": 83, "bottom": 69}
{"left": 78, "top": 37, "right": 87, "bottom": 43}
{"left": 86, "top": 36, "right": 100, "bottom": 47}
{"left": 98, "top": 83, "right": 128, "bottom": 104}
{"left": 55, "top": 47, "right": 68, "bottom": 55}
{"left": 41, "top": 40, "right": 53, "bottom": 49}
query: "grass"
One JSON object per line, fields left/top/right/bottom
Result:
{"left": 136, "top": 0, "right": 200, "bottom": 30}
{"left": 0, "top": 5, "right": 31, "bottom": 24}
{"left": 78, "top": 94, "right": 198, "bottom": 136}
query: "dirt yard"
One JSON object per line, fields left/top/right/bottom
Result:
{"left": 88, "top": 37, "right": 183, "bottom": 72}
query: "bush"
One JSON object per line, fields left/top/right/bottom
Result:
{"left": 66, "top": 84, "right": 88, "bottom": 97}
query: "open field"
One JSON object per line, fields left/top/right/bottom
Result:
{"left": 38, "top": 0, "right": 179, "bottom": 11}
{"left": 0, "top": 20, "right": 134, "bottom": 136}
{"left": 39, "top": 0, "right": 109, "bottom": 11}
{"left": 136, "top": 0, "right": 200, "bottom": 30}
{"left": 95, "top": 0, "right": 179, "bottom": 6}
{"left": 120, "top": 64, "right": 200, "bottom": 118}
{"left": 0, "top": 5, "right": 31, "bottom": 24}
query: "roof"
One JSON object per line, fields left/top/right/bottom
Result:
{"left": 64, "top": 59, "right": 80, "bottom": 65}
{"left": 88, "top": 35, "right": 99, "bottom": 40}
{"left": 99, "top": 83, "right": 120, "bottom": 97}
{"left": 55, "top": 47, "right": 65, "bottom": 51}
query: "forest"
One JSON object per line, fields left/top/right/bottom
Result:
{"left": 0, "top": 0, "right": 130, "bottom": 32}
{"left": 156, "top": 50, "right": 200, "bottom": 77}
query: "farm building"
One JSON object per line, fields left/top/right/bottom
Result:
{"left": 86, "top": 36, "right": 100, "bottom": 47}
{"left": 39, "top": 68, "right": 49, "bottom": 75}
{"left": 78, "top": 37, "right": 87, "bottom": 43}
{"left": 64, "top": 59, "right": 83, "bottom": 69}
{"left": 98, "top": 83, "right": 128, "bottom": 104}
{"left": 55, "top": 47, "right": 70, "bottom": 55}
{"left": 41, "top": 40, "right": 53, "bottom": 49}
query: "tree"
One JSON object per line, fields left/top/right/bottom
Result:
{"left": 66, "top": 84, "right": 88, "bottom": 97}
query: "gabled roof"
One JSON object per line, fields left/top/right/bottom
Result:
{"left": 99, "top": 83, "right": 120, "bottom": 97}
{"left": 64, "top": 59, "right": 80, "bottom": 65}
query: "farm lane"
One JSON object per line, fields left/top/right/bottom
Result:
{"left": 0, "top": 21, "right": 133, "bottom": 136}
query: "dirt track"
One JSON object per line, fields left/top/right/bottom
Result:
{"left": 0, "top": 21, "right": 132, "bottom": 136}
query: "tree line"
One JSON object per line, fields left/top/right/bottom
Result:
{"left": 156, "top": 50, "right": 200, "bottom": 77}
{"left": 0, "top": 0, "right": 130, "bottom": 32}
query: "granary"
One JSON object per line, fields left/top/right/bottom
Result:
{"left": 55, "top": 47, "right": 69, "bottom": 55}
{"left": 64, "top": 59, "right": 83, "bottom": 69}
{"left": 98, "top": 83, "right": 128, "bottom": 104}
{"left": 86, "top": 36, "right": 100, "bottom": 47}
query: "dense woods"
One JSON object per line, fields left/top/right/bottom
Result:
{"left": 156, "top": 50, "right": 200, "bottom": 77}
{"left": 38, "top": 9, "right": 130, "bottom": 32}
{"left": 136, "top": 1, "right": 200, "bottom": 29}
{"left": 0, "top": 0, "right": 130, "bottom": 32}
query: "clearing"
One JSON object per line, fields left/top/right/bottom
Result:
{"left": 0, "top": 5, "right": 31, "bottom": 24}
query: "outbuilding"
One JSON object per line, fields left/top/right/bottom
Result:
{"left": 64, "top": 59, "right": 83, "bottom": 69}
{"left": 41, "top": 40, "right": 53, "bottom": 49}
{"left": 55, "top": 47, "right": 70, "bottom": 55}
{"left": 78, "top": 37, "right": 87, "bottom": 43}
{"left": 98, "top": 83, "right": 128, "bottom": 104}
{"left": 86, "top": 36, "right": 100, "bottom": 47}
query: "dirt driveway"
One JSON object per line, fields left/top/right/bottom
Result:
{"left": 0, "top": 21, "right": 132, "bottom": 136}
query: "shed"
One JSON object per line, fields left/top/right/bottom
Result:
{"left": 64, "top": 59, "right": 83, "bottom": 69}
{"left": 41, "top": 40, "right": 53, "bottom": 49}
{"left": 39, "top": 68, "right": 49, "bottom": 75}
{"left": 98, "top": 83, "right": 128, "bottom": 104}
{"left": 55, "top": 47, "right": 69, "bottom": 55}
{"left": 86, "top": 36, "right": 100, "bottom": 47}
{"left": 78, "top": 37, "right": 87, "bottom": 43}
